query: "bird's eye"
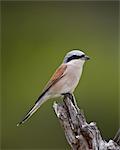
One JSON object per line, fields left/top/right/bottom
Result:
{"left": 79, "top": 54, "right": 85, "bottom": 58}
{"left": 66, "top": 55, "right": 83, "bottom": 62}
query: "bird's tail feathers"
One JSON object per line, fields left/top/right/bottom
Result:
{"left": 17, "top": 97, "right": 45, "bottom": 126}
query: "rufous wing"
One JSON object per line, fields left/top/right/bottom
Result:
{"left": 35, "top": 63, "right": 67, "bottom": 104}
{"left": 43, "top": 63, "right": 67, "bottom": 92}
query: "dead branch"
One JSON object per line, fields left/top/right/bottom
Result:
{"left": 53, "top": 93, "right": 120, "bottom": 150}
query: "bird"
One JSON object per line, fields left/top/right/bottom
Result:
{"left": 17, "top": 49, "right": 90, "bottom": 126}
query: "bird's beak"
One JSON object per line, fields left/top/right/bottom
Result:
{"left": 84, "top": 55, "right": 90, "bottom": 61}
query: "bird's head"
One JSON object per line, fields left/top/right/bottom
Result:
{"left": 63, "top": 49, "right": 90, "bottom": 64}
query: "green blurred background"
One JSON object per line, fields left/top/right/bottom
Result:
{"left": 1, "top": 1, "right": 119, "bottom": 149}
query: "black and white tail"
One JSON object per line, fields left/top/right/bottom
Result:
{"left": 17, "top": 93, "right": 46, "bottom": 126}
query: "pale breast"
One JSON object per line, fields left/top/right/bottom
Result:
{"left": 65, "top": 62, "right": 83, "bottom": 92}
{"left": 49, "top": 60, "right": 83, "bottom": 95}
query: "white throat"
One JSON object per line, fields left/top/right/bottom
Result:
{"left": 67, "top": 59, "right": 85, "bottom": 69}
{"left": 64, "top": 59, "right": 85, "bottom": 92}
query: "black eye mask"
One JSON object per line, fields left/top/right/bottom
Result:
{"left": 66, "top": 54, "right": 85, "bottom": 63}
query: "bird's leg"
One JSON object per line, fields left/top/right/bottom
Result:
{"left": 70, "top": 93, "right": 80, "bottom": 112}
{"left": 113, "top": 128, "right": 120, "bottom": 146}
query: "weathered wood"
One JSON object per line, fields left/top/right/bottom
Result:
{"left": 53, "top": 93, "right": 120, "bottom": 150}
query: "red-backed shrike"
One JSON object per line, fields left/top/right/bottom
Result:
{"left": 17, "top": 49, "right": 90, "bottom": 126}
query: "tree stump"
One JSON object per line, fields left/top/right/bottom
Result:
{"left": 53, "top": 93, "right": 120, "bottom": 150}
